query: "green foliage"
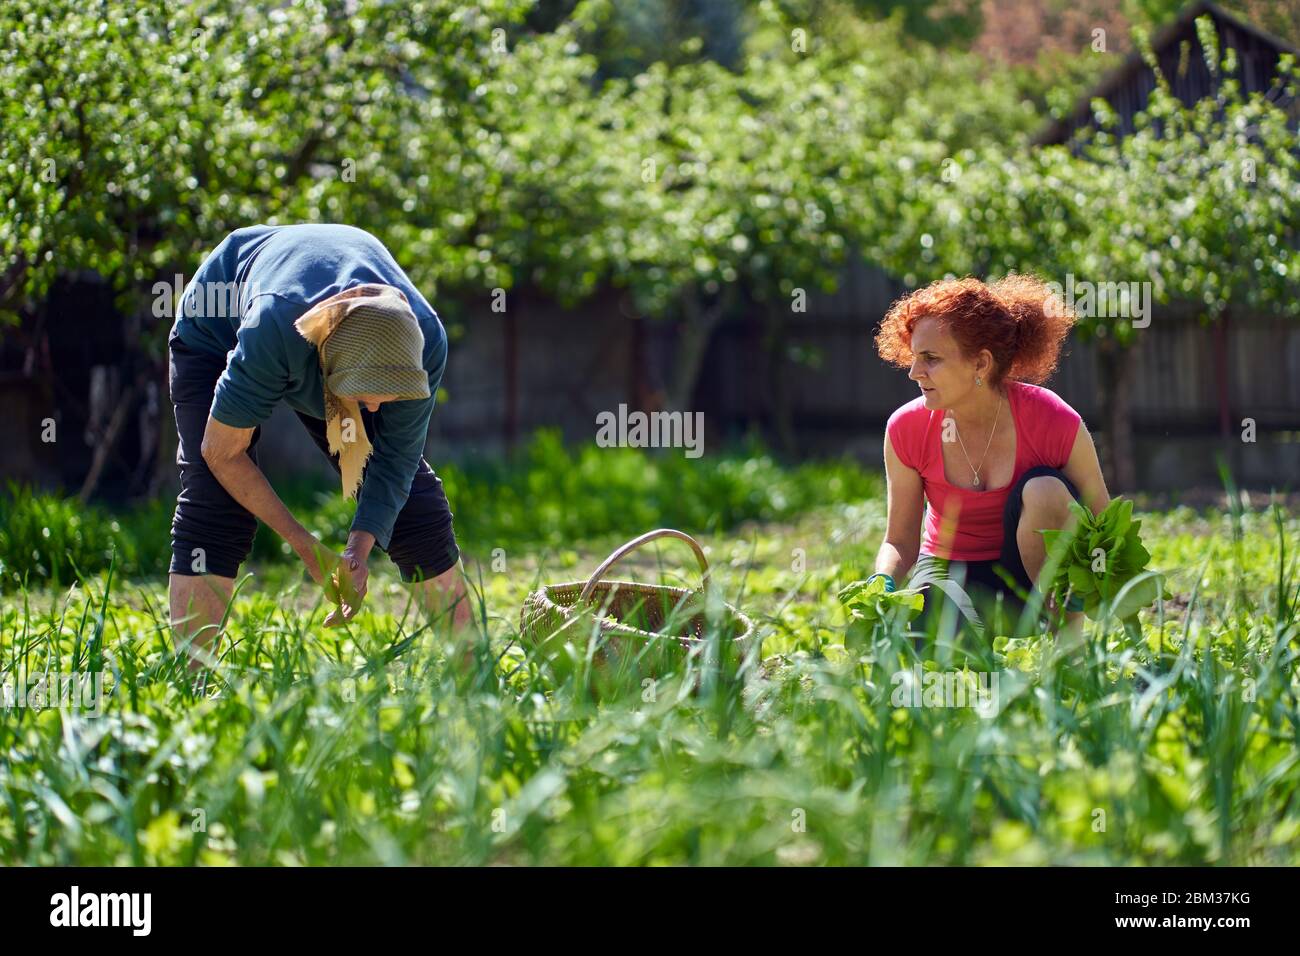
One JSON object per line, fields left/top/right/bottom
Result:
{"left": 882, "top": 15, "right": 1300, "bottom": 345}
{"left": 836, "top": 575, "right": 924, "bottom": 648}
{"left": 281, "top": 430, "right": 881, "bottom": 555}
{"left": 1, "top": 494, "right": 1297, "bottom": 865}
{"left": 0, "top": 0, "right": 565, "bottom": 327}
{"left": 611, "top": 12, "right": 1035, "bottom": 318}
{"left": 0, "top": 484, "right": 172, "bottom": 591}
{"left": 1041, "top": 497, "right": 1166, "bottom": 621}
{"left": 0, "top": 434, "right": 879, "bottom": 590}
{"left": 549, "top": 0, "right": 747, "bottom": 77}
{"left": 3, "top": 0, "right": 1299, "bottom": 868}
{"left": 759, "top": 0, "right": 985, "bottom": 49}
{"left": 4, "top": 2, "right": 1294, "bottom": 364}
{"left": 1, "top": 0, "right": 1040, "bottom": 341}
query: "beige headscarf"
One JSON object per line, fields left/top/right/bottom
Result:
{"left": 293, "top": 284, "right": 430, "bottom": 499}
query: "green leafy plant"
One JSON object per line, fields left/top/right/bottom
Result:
{"left": 1040, "top": 497, "right": 1166, "bottom": 622}
{"left": 837, "top": 576, "right": 925, "bottom": 649}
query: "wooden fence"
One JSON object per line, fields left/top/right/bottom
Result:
{"left": 699, "top": 264, "right": 1300, "bottom": 439}
{"left": 5, "top": 262, "right": 1297, "bottom": 493}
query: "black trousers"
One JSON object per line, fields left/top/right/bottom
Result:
{"left": 907, "top": 465, "right": 1081, "bottom": 633}
{"left": 168, "top": 332, "right": 460, "bottom": 581}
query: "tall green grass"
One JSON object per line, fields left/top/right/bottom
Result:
{"left": 0, "top": 431, "right": 880, "bottom": 590}
{"left": 0, "top": 480, "right": 1296, "bottom": 865}
{"left": 0, "top": 483, "right": 173, "bottom": 592}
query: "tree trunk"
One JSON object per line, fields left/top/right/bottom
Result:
{"left": 1212, "top": 310, "right": 1235, "bottom": 480}
{"left": 665, "top": 283, "right": 734, "bottom": 414}
{"left": 503, "top": 299, "right": 519, "bottom": 454}
{"left": 151, "top": 391, "right": 178, "bottom": 498}
{"left": 764, "top": 303, "right": 797, "bottom": 457}
{"left": 79, "top": 379, "right": 139, "bottom": 503}
{"left": 1095, "top": 337, "right": 1137, "bottom": 493}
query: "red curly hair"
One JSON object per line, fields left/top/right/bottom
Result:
{"left": 875, "top": 274, "right": 1074, "bottom": 386}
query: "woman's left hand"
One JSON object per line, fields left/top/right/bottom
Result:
{"left": 325, "top": 533, "right": 375, "bottom": 626}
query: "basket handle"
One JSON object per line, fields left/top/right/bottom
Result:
{"left": 578, "top": 529, "right": 711, "bottom": 604}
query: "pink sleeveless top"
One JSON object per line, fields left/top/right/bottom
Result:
{"left": 886, "top": 381, "right": 1081, "bottom": 561}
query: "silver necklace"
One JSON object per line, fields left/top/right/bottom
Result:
{"left": 951, "top": 396, "right": 1003, "bottom": 488}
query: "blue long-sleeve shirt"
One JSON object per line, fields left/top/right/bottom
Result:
{"left": 170, "top": 224, "right": 448, "bottom": 550}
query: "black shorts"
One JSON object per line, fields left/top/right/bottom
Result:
{"left": 168, "top": 331, "right": 460, "bottom": 582}
{"left": 906, "top": 465, "right": 1081, "bottom": 632}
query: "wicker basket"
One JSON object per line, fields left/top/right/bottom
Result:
{"left": 519, "top": 529, "right": 757, "bottom": 681}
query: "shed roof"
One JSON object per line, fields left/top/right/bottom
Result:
{"left": 1032, "top": 0, "right": 1299, "bottom": 146}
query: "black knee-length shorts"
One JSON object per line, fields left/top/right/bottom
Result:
{"left": 168, "top": 331, "right": 460, "bottom": 581}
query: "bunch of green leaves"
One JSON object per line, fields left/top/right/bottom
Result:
{"left": 1040, "top": 497, "right": 1166, "bottom": 621}
{"left": 836, "top": 575, "right": 925, "bottom": 649}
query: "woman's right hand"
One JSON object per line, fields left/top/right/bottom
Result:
{"left": 297, "top": 534, "right": 341, "bottom": 588}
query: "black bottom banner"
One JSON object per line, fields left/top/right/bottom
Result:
{"left": 0, "top": 865, "right": 1282, "bottom": 942}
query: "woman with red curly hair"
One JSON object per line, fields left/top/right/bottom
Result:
{"left": 870, "top": 275, "right": 1110, "bottom": 631}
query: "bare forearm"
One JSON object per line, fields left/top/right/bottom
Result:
{"left": 345, "top": 530, "right": 376, "bottom": 563}
{"left": 208, "top": 454, "right": 312, "bottom": 552}
{"left": 1086, "top": 488, "right": 1111, "bottom": 516}
{"left": 875, "top": 541, "right": 917, "bottom": 580}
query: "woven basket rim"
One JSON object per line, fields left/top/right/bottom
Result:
{"left": 524, "top": 579, "right": 755, "bottom": 645}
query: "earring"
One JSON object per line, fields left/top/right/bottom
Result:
{"left": 975, "top": 377, "right": 982, "bottom": 387}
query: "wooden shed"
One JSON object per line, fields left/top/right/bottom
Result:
{"left": 1034, "top": 0, "right": 1300, "bottom": 148}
